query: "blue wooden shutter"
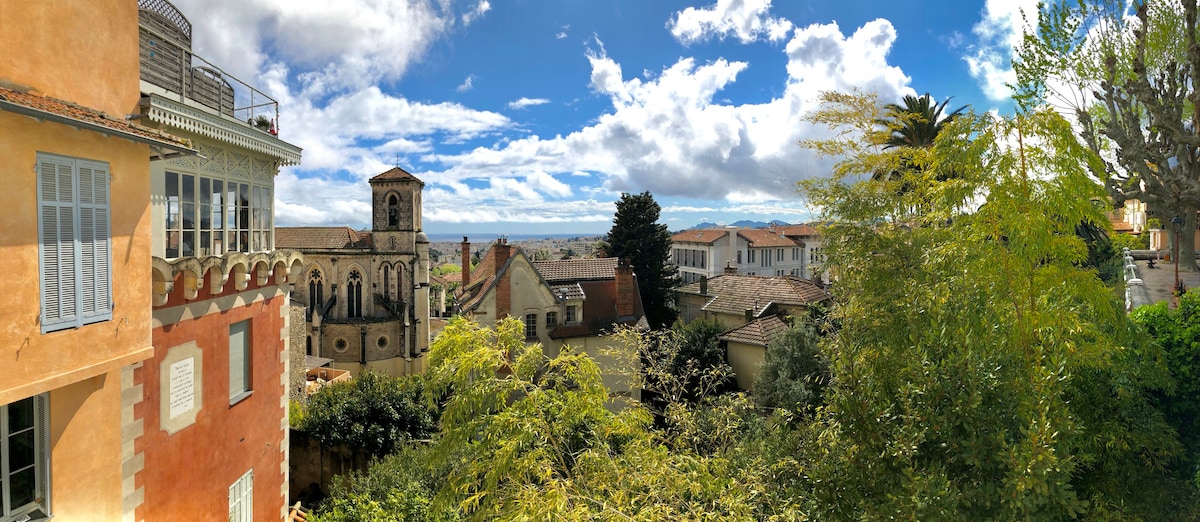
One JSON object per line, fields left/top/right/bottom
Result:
{"left": 37, "top": 156, "right": 78, "bottom": 332}
{"left": 77, "top": 160, "right": 112, "bottom": 323}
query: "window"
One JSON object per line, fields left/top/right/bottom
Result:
{"left": 565, "top": 305, "right": 578, "bottom": 324}
{"left": 777, "top": 248, "right": 783, "bottom": 261}
{"left": 307, "top": 269, "right": 323, "bottom": 320}
{"left": 346, "top": 270, "right": 362, "bottom": 318}
{"left": 38, "top": 153, "right": 111, "bottom": 333}
{"left": 229, "top": 320, "right": 251, "bottom": 403}
{"left": 736, "top": 251, "right": 742, "bottom": 264}
{"left": 546, "top": 311, "right": 558, "bottom": 327}
{"left": 1, "top": 395, "right": 49, "bottom": 521}
{"left": 164, "top": 171, "right": 271, "bottom": 257}
{"left": 382, "top": 265, "right": 390, "bottom": 301}
{"left": 748, "top": 250, "right": 755, "bottom": 263}
{"left": 387, "top": 194, "right": 399, "bottom": 227}
{"left": 228, "top": 469, "right": 253, "bottom": 522}
{"left": 523, "top": 314, "right": 537, "bottom": 339}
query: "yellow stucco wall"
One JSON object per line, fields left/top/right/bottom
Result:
{"left": 552, "top": 335, "right": 642, "bottom": 406}
{"left": 0, "top": 0, "right": 141, "bottom": 116}
{"left": 48, "top": 373, "right": 125, "bottom": 521}
{"left": 727, "top": 341, "right": 765, "bottom": 391}
{"left": 0, "top": 112, "right": 154, "bottom": 406}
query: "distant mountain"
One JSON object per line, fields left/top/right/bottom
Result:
{"left": 688, "top": 219, "right": 791, "bottom": 230}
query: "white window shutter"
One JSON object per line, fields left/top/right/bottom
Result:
{"left": 38, "top": 157, "right": 78, "bottom": 332}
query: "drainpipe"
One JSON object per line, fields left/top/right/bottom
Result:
{"left": 359, "top": 325, "right": 367, "bottom": 366}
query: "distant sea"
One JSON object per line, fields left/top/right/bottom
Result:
{"left": 426, "top": 233, "right": 604, "bottom": 243}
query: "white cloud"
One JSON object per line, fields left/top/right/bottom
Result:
{"left": 456, "top": 75, "right": 476, "bottom": 92}
{"left": 963, "top": 0, "right": 1039, "bottom": 101}
{"left": 668, "top": 0, "right": 793, "bottom": 45}
{"left": 556, "top": 24, "right": 570, "bottom": 39}
{"left": 462, "top": 0, "right": 491, "bottom": 26}
{"left": 417, "top": 21, "right": 912, "bottom": 205}
{"left": 507, "top": 97, "right": 551, "bottom": 110}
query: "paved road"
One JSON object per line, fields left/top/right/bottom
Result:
{"left": 1133, "top": 257, "right": 1200, "bottom": 306}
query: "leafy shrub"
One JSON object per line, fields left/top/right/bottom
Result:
{"left": 300, "top": 370, "right": 437, "bottom": 457}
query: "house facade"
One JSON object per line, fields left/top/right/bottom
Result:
{"left": 676, "top": 274, "right": 830, "bottom": 390}
{"left": 0, "top": 1, "right": 192, "bottom": 520}
{"left": 456, "top": 240, "right": 645, "bottom": 401}
{"left": 276, "top": 167, "right": 432, "bottom": 378}
{"left": 132, "top": 1, "right": 305, "bottom": 521}
{"left": 671, "top": 224, "right": 821, "bottom": 283}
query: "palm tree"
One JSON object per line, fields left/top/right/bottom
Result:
{"left": 873, "top": 93, "right": 968, "bottom": 187}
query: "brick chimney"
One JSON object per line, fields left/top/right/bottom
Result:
{"left": 615, "top": 258, "right": 635, "bottom": 317}
{"left": 461, "top": 236, "right": 471, "bottom": 287}
{"left": 494, "top": 239, "right": 513, "bottom": 319}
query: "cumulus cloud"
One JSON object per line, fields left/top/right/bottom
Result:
{"left": 417, "top": 21, "right": 912, "bottom": 205}
{"left": 456, "top": 75, "right": 476, "bottom": 92}
{"left": 507, "top": 97, "right": 551, "bottom": 110}
{"left": 963, "top": 0, "right": 1039, "bottom": 101}
{"left": 668, "top": 0, "right": 793, "bottom": 44}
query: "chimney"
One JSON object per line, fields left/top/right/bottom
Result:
{"left": 615, "top": 258, "right": 635, "bottom": 317}
{"left": 493, "top": 238, "right": 511, "bottom": 268}
{"left": 724, "top": 261, "right": 737, "bottom": 275}
{"left": 744, "top": 308, "right": 754, "bottom": 322}
{"left": 725, "top": 226, "right": 738, "bottom": 268}
{"left": 461, "top": 236, "right": 471, "bottom": 287}
{"left": 494, "top": 238, "right": 514, "bottom": 319}
{"left": 699, "top": 275, "right": 708, "bottom": 295}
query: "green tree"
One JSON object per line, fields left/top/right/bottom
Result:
{"left": 424, "top": 317, "right": 768, "bottom": 520}
{"left": 797, "top": 91, "right": 1187, "bottom": 519}
{"left": 1014, "top": 0, "right": 1200, "bottom": 271}
{"left": 1132, "top": 291, "right": 1200, "bottom": 493}
{"left": 753, "top": 316, "right": 830, "bottom": 416}
{"left": 311, "top": 445, "right": 457, "bottom": 522}
{"left": 607, "top": 191, "right": 680, "bottom": 329}
{"left": 300, "top": 371, "right": 438, "bottom": 457}
{"left": 876, "top": 93, "right": 967, "bottom": 150}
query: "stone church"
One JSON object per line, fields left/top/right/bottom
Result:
{"left": 276, "top": 167, "right": 431, "bottom": 376}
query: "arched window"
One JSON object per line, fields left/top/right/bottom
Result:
{"left": 383, "top": 265, "right": 390, "bottom": 301}
{"left": 308, "top": 269, "right": 324, "bottom": 319}
{"left": 306, "top": 335, "right": 312, "bottom": 356}
{"left": 347, "top": 270, "right": 362, "bottom": 318}
{"left": 387, "top": 194, "right": 399, "bottom": 227}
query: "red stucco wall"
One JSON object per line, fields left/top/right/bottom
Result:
{"left": 137, "top": 288, "right": 286, "bottom": 521}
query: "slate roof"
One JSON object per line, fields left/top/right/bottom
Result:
{"left": 274, "top": 227, "right": 372, "bottom": 250}
{"left": 678, "top": 274, "right": 830, "bottom": 317}
{"left": 671, "top": 228, "right": 734, "bottom": 245}
{"left": 533, "top": 257, "right": 619, "bottom": 283}
{"left": 370, "top": 166, "right": 424, "bottom": 184}
{"left": 740, "top": 228, "right": 802, "bottom": 248}
{"left": 719, "top": 315, "right": 790, "bottom": 347}
{"left": 0, "top": 86, "right": 193, "bottom": 151}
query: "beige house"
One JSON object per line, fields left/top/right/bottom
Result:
{"left": 456, "top": 240, "right": 646, "bottom": 401}
{"left": 671, "top": 224, "right": 825, "bottom": 284}
{"left": 677, "top": 274, "right": 830, "bottom": 390}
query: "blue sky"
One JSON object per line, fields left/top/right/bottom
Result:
{"left": 176, "top": 0, "right": 1037, "bottom": 235}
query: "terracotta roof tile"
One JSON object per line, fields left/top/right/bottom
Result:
{"left": 275, "top": 227, "right": 371, "bottom": 250}
{"left": 671, "top": 229, "right": 733, "bottom": 245}
{"left": 370, "top": 167, "right": 424, "bottom": 184}
{"left": 549, "top": 280, "right": 645, "bottom": 339}
{"left": 533, "top": 257, "right": 619, "bottom": 282}
{"left": 550, "top": 283, "right": 586, "bottom": 301}
{"left": 773, "top": 224, "right": 820, "bottom": 237}
{"left": 740, "top": 228, "right": 802, "bottom": 248}
{"left": 719, "top": 315, "right": 790, "bottom": 346}
{"left": 0, "top": 86, "right": 192, "bottom": 150}
{"left": 678, "top": 274, "right": 829, "bottom": 317}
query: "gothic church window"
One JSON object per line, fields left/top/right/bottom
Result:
{"left": 347, "top": 270, "right": 363, "bottom": 318}
{"left": 308, "top": 269, "right": 323, "bottom": 320}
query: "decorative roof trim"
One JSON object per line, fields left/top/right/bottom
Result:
{"left": 141, "top": 94, "right": 302, "bottom": 165}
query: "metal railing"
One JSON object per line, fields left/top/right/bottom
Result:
{"left": 138, "top": 3, "right": 281, "bottom": 134}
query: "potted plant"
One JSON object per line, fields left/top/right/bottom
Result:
{"left": 250, "top": 114, "right": 272, "bottom": 132}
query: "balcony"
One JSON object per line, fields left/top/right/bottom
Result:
{"left": 137, "top": 0, "right": 301, "bottom": 165}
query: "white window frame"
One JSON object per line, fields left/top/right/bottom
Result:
{"left": 1, "top": 394, "right": 50, "bottom": 521}
{"left": 227, "top": 469, "right": 253, "bottom": 522}
{"left": 565, "top": 304, "right": 579, "bottom": 324}
{"left": 546, "top": 311, "right": 558, "bottom": 328}
{"left": 37, "top": 153, "right": 112, "bottom": 333}
{"left": 229, "top": 320, "right": 252, "bottom": 404}
{"left": 163, "top": 170, "right": 272, "bottom": 258}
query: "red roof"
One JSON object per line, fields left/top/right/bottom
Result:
{"left": 678, "top": 274, "right": 830, "bottom": 317}
{"left": 532, "top": 257, "right": 619, "bottom": 282}
{"left": 773, "top": 224, "right": 820, "bottom": 237}
{"left": 274, "top": 227, "right": 372, "bottom": 250}
{"left": 740, "top": 228, "right": 802, "bottom": 248}
{"left": 671, "top": 229, "right": 734, "bottom": 245}
{"left": 719, "top": 315, "right": 790, "bottom": 347}
{"left": 0, "top": 86, "right": 192, "bottom": 150}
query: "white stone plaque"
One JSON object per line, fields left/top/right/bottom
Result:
{"left": 169, "top": 357, "right": 196, "bottom": 419}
